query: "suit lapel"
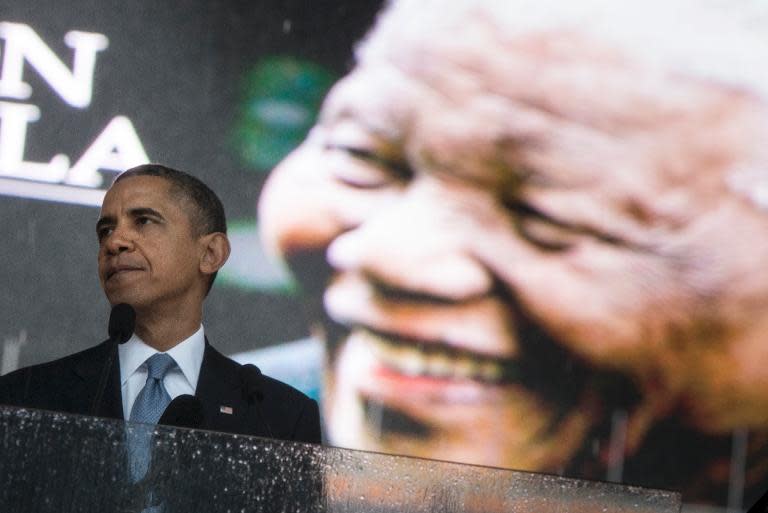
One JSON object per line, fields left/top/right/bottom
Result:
{"left": 195, "top": 341, "right": 253, "bottom": 435}
{"left": 73, "top": 340, "right": 124, "bottom": 420}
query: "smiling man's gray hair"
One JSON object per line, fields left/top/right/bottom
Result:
{"left": 362, "top": 0, "right": 768, "bottom": 101}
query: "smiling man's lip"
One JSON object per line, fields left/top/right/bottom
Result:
{"left": 328, "top": 307, "right": 599, "bottom": 409}
{"left": 323, "top": 271, "right": 601, "bottom": 420}
{"left": 354, "top": 326, "right": 523, "bottom": 385}
{"left": 337, "top": 328, "right": 522, "bottom": 408}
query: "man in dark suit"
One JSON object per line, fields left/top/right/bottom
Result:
{"left": 0, "top": 164, "right": 321, "bottom": 444}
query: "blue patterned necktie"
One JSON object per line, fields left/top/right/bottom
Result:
{"left": 128, "top": 353, "right": 176, "bottom": 481}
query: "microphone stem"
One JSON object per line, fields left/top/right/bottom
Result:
{"left": 90, "top": 338, "right": 118, "bottom": 416}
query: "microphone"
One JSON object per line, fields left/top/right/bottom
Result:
{"left": 91, "top": 304, "right": 136, "bottom": 416}
{"left": 240, "top": 364, "right": 274, "bottom": 438}
{"left": 158, "top": 394, "right": 205, "bottom": 429}
{"left": 108, "top": 303, "right": 136, "bottom": 344}
{"left": 240, "top": 364, "right": 264, "bottom": 401}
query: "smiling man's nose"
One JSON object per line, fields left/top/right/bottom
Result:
{"left": 326, "top": 189, "right": 493, "bottom": 301}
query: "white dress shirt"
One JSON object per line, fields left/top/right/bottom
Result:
{"left": 118, "top": 325, "right": 205, "bottom": 420}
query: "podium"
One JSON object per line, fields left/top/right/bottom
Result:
{"left": 0, "top": 406, "right": 681, "bottom": 512}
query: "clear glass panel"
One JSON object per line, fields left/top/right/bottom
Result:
{"left": 0, "top": 406, "right": 681, "bottom": 513}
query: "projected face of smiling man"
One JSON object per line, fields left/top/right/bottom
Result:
{"left": 259, "top": 0, "right": 768, "bottom": 475}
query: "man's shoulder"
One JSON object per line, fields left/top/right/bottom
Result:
{"left": 257, "top": 372, "right": 321, "bottom": 444}
{"left": 0, "top": 341, "right": 110, "bottom": 408}
{"left": 259, "top": 372, "right": 315, "bottom": 406}
{"left": 206, "top": 343, "right": 315, "bottom": 405}
{"left": 229, "top": 338, "right": 322, "bottom": 401}
{"left": 1, "top": 341, "right": 110, "bottom": 380}
{"left": 202, "top": 343, "right": 322, "bottom": 443}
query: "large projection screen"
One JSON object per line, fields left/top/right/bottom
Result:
{"left": 2, "top": 1, "right": 767, "bottom": 511}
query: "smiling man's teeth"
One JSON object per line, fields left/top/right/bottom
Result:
{"left": 365, "top": 330, "right": 514, "bottom": 384}
{"left": 426, "top": 353, "right": 452, "bottom": 378}
{"left": 479, "top": 360, "right": 503, "bottom": 382}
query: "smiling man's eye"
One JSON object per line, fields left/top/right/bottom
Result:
{"left": 517, "top": 216, "right": 580, "bottom": 251}
{"left": 504, "top": 199, "right": 628, "bottom": 251}
{"left": 326, "top": 143, "right": 412, "bottom": 189}
{"left": 504, "top": 200, "right": 579, "bottom": 252}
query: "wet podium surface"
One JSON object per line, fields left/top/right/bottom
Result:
{"left": 0, "top": 406, "right": 681, "bottom": 513}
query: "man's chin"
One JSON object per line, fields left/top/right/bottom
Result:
{"left": 106, "top": 293, "right": 137, "bottom": 307}
{"left": 104, "top": 291, "right": 148, "bottom": 314}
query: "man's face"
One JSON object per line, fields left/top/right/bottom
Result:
{"left": 259, "top": 17, "right": 766, "bottom": 471}
{"left": 97, "top": 175, "right": 205, "bottom": 314}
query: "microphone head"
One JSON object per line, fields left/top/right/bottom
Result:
{"left": 108, "top": 303, "right": 135, "bottom": 344}
{"left": 240, "top": 364, "right": 265, "bottom": 402}
{"left": 159, "top": 395, "right": 205, "bottom": 429}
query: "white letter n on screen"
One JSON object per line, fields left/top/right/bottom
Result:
{"left": 0, "top": 22, "right": 108, "bottom": 108}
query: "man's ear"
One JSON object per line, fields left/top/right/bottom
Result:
{"left": 199, "top": 232, "right": 231, "bottom": 276}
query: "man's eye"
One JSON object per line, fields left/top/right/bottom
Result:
{"left": 97, "top": 227, "right": 113, "bottom": 242}
{"left": 517, "top": 216, "right": 579, "bottom": 251}
{"left": 136, "top": 217, "right": 152, "bottom": 226}
{"left": 505, "top": 200, "right": 626, "bottom": 251}
{"left": 326, "top": 144, "right": 411, "bottom": 189}
{"left": 505, "top": 201, "right": 578, "bottom": 252}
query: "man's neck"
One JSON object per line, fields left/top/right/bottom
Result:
{"left": 133, "top": 305, "right": 203, "bottom": 352}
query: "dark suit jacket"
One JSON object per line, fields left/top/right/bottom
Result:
{"left": 0, "top": 339, "right": 321, "bottom": 444}
{"left": 0, "top": 340, "right": 324, "bottom": 513}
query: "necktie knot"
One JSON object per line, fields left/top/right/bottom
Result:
{"left": 145, "top": 353, "right": 176, "bottom": 381}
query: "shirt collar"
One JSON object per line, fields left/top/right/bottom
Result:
{"left": 119, "top": 325, "right": 206, "bottom": 389}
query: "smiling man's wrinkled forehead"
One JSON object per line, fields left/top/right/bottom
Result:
{"left": 362, "top": 0, "right": 768, "bottom": 101}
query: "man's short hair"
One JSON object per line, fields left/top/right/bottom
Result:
{"left": 115, "top": 164, "right": 227, "bottom": 236}
{"left": 113, "top": 164, "right": 227, "bottom": 293}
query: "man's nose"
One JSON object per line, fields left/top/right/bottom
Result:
{"left": 326, "top": 182, "right": 494, "bottom": 301}
{"left": 259, "top": 143, "right": 349, "bottom": 259}
{"left": 103, "top": 226, "right": 134, "bottom": 255}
